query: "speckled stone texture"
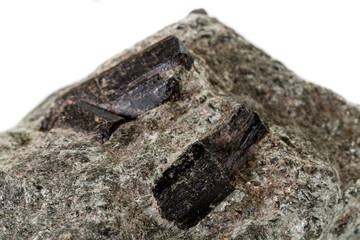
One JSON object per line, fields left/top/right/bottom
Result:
{"left": 1, "top": 10, "right": 359, "bottom": 240}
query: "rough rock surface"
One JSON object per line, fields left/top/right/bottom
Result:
{"left": 1, "top": 10, "right": 360, "bottom": 240}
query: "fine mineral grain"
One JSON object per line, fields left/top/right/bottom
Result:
{"left": 0, "top": 9, "right": 359, "bottom": 240}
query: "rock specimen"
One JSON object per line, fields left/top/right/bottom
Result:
{"left": 1, "top": 9, "right": 360, "bottom": 240}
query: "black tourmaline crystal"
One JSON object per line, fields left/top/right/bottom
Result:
{"left": 202, "top": 105, "right": 269, "bottom": 176}
{"left": 152, "top": 142, "right": 235, "bottom": 229}
{"left": 54, "top": 101, "right": 126, "bottom": 141}
{"left": 40, "top": 35, "right": 193, "bottom": 139}
{"left": 153, "top": 105, "right": 268, "bottom": 228}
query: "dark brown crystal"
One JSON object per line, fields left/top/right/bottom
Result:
{"left": 152, "top": 142, "right": 234, "bottom": 229}
{"left": 40, "top": 35, "right": 193, "bottom": 139}
{"left": 202, "top": 105, "right": 269, "bottom": 176}
{"left": 152, "top": 106, "right": 268, "bottom": 228}
{"left": 54, "top": 101, "right": 126, "bottom": 140}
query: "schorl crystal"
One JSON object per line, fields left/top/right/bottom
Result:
{"left": 54, "top": 101, "right": 126, "bottom": 141}
{"left": 40, "top": 35, "right": 193, "bottom": 139}
{"left": 153, "top": 105, "right": 268, "bottom": 228}
{"left": 152, "top": 142, "right": 235, "bottom": 229}
{"left": 202, "top": 105, "right": 269, "bottom": 176}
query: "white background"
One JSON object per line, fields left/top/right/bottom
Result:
{"left": 0, "top": 0, "right": 359, "bottom": 132}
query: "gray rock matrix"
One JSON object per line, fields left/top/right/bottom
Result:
{"left": 1, "top": 10, "right": 359, "bottom": 240}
